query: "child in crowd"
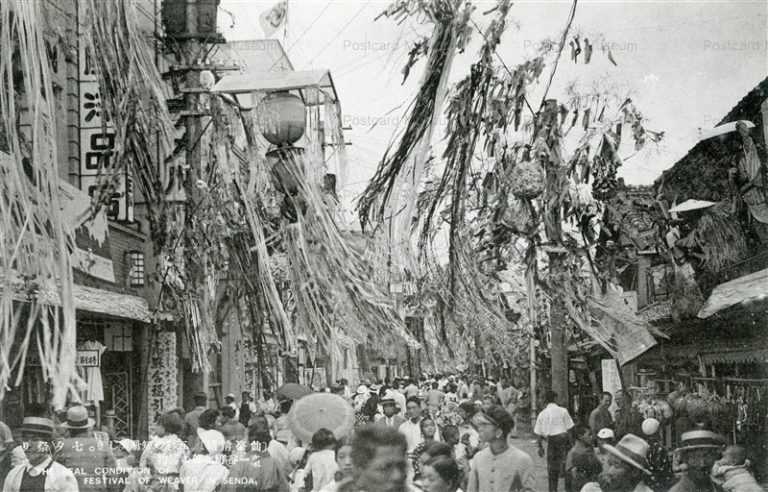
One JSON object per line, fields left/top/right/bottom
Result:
{"left": 711, "top": 445, "right": 763, "bottom": 492}
{"left": 303, "top": 429, "right": 338, "bottom": 492}
{"left": 318, "top": 440, "right": 353, "bottom": 492}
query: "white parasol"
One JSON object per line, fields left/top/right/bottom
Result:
{"left": 288, "top": 393, "right": 355, "bottom": 444}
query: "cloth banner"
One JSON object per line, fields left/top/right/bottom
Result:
{"left": 147, "top": 331, "right": 178, "bottom": 432}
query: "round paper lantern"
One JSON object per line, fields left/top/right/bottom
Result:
{"left": 259, "top": 91, "right": 306, "bottom": 146}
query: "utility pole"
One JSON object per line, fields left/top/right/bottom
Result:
{"left": 548, "top": 251, "right": 569, "bottom": 407}
{"left": 161, "top": 0, "right": 228, "bottom": 407}
{"left": 181, "top": 3, "right": 205, "bottom": 401}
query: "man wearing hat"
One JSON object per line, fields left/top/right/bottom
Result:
{"left": 669, "top": 430, "right": 725, "bottom": 492}
{"left": 582, "top": 434, "right": 654, "bottom": 492}
{"left": 467, "top": 405, "right": 535, "bottom": 492}
{"left": 375, "top": 395, "right": 405, "bottom": 429}
{"left": 56, "top": 405, "right": 119, "bottom": 491}
{"left": 3, "top": 416, "right": 79, "bottom": 492}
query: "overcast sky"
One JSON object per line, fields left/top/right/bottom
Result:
{"left": 219, "top": 0, "right": 768, "bottom": 207}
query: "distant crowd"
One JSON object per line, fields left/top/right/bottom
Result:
{"left": 0, "top": 373, "right": 763, "bottom": 491}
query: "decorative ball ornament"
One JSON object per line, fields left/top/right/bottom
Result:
{"left": 259, "top": 91, "right": 306, "bottom": 146}
{"left": 199, "top": 70, "right": 216, "bottom": 90}
{"left": 508, "top": 158, "right": 546, "bottom": 199}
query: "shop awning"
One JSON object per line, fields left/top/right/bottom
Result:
{"left": 697, "top": 267, "right": 768, "bottom": 318}
{"left": 71, "top": 285, "right": 151, "bottom": 322}
{"left": 10, "top": 279, "right": 152, "bottom": 323}
{"left": 213, "top": 69, "right": 338, "bottom": 104}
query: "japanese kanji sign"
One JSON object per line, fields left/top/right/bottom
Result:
{"left": 78, "top": 17, "right": 133, "bottom": 222}
{"left": 76, "top": 349, "right": 101, "bottom": 367}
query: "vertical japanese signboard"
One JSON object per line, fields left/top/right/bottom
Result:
{"left": 147, "top": 331, "right": 178, "bottom": 432}
{"left": 78, "top": 13, "right": 133, "bottom": 222}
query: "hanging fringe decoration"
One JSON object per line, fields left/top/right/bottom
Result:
{"left": 357, "top": 1, "right": 463, "bottom": 235}
{"left": 0, "top": 0, "right": 78, "bottom": 408}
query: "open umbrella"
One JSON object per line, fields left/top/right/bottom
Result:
{"left": 288, "top": 393, "right": 354, "bottom": 443}
{"left": 276, "top": 383, "right": 311, "bottom": 401}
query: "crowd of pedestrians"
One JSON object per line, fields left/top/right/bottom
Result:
{"left": 0, "top": 375, "right": 764, "bottom": 491}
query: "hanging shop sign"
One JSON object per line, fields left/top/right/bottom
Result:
{"left": 75, "top": 349, "right": 101, "bottom": 367}
{"left": 78, "top": 18, "right": 133, "bottom": 223}
{"left": 147, "top": 331, "right": 178, "bottom": 431}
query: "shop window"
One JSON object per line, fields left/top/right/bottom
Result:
{"left": 126, "top": 251, "right": 145, "bottom": 287}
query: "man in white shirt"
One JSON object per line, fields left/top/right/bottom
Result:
{"left": 398, "top": 397, "right": 427, "bottom": 453}
{"left": 3, "top": 417, "right": 79, "bottom": 492}
{"left": 534, "top": 391, "right": 575, "bottom": 492}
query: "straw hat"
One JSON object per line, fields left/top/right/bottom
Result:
{"left": 381, "top": 390, "right": 399, "bottom": 404}
{"left": 61, "top": 405, "right": 95, "bottom": 430}
{"left": 20, "top": 417, "right": 55, "bottom": 438}
{"left": 602, "top": 434, "right": 651, "bottom": 475}
{"left": 675, "top": 430, "right": 725, "bottom": 452}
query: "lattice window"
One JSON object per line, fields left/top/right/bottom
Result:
{"left": 126, "top": 251, "right": 145, "bottom": 287}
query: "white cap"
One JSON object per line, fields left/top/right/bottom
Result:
{"left": 597, "top": 428, "right": 615, "bottom": 439}
{"left": 197, "top": 428, "right": 226, "bottom": 456}
{"left": 642, "top": 418, "right": 660, "bottom": 436}
{"left": 117, "top": 438, "right": 138, "bottom": 453}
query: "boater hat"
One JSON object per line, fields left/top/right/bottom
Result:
{"left": 20, "top": 417, "right": 55, "bottom": 438}
{"left": 602, "top": 434, "right": 651, "bottom": 475}
{"left": 61, "top": 405, "right": 95, "bottom": 430}
{"left": 675, "top": 430, "right": 725, "bottom": 452}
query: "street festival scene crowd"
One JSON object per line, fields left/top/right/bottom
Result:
{"left": 1, "top": 375, "right": 765, "bottom": 492}
{"left": 2, "top": 0, "right": 768, "bottom": 491}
